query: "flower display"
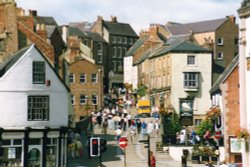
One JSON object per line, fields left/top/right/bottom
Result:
{"left": 236, "top": 128, "right": 250, "bottom": 140}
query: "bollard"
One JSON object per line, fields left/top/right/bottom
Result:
{"left": 181, "top": 156, "right": 187, "bottom": 167}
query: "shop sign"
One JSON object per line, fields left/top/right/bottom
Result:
{"left": 8, "top": 148, "right": 16, "bottom": 159}
{"left": 180, "top": 116, "right": 193, "bottom": 126}
{"left": 2, "top": 132, "right": 24, "bottom": 139}
{"left": 29, "top": 132, "right": 43, "bottom": 138}
{"left": 47, "top": 131, "right": 60, "bottom": 138}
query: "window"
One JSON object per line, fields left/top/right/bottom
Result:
{"left": 234, "top": 38, "right": 239, "bottom": 45}
{"left": 33, "top": 61, "right": 45, "bottom": 84}
{"left": 112, "top": 61, "right": 117, "bottom": 72}
{"left": 217, "top": 52, "right": 223, "bottom": 59}
{"left": 184, "top": 72, "right": 199, "bottom": 89}
{"left": 117, "top": 37, "right": 122, "bottom": 44}
{"left": 117, "top": 61, "right": 123, "bottom": 72}
{"left": 97, "top": 43, "right": 103, "bottom": 52}
{"left": 69, "top": 73, "right": 75, "bottom": 83}
{"left": 112, "top": 47, "right": 117, "bottom": 58}
{"left": 123, "top": 47, "right": 127, "bottom": 55}
{"left": 123, "top": 37, "right": 127, "bottom": 44}
{"left": 117, "top": 47, "right": 122, "bottom": 58}
{"left": 217, "top": 38, "right": 223, "bottom": 45}
{"left": 92, "top": 95, "right": 97, "bottom": 105}
{"left": 28, "top": 96, "right": 49, "bottom": 121}
{"left": 195, "top": 119, "right": 202, "bottom": 126}
{"left": 97, "top": 52, "right": 102, "bottom": 63}
{"left": 80, "top": 95, "right": 87, "bottom": 104}
{"left": 129, "top": 38, "right": 133, "bottom": 45}
{"left": 80, "top": 73, "right": 86, "bottom": 83}
{"left": 71, "top": 95, "right": 75, "bottom": 105}
{"left": 112, "top": 36, "right": 116, "bottom": 43}
{"left": 91, "top": 73, "right": 97, "bottom": 83}
{"left": 187, "top": 55, "right": 195, "bottom": 65}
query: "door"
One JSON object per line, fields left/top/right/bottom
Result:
{"left": 28, "top": 145, "right": 42, "bottom": 167}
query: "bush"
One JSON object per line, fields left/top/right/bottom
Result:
{"left": 196, "top": 119, "right": 213, "bottom": 137}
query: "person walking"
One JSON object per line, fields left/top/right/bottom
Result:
{"left": 150, "top": 151, "right": 156, "bottom": 167}
{"left": 141, "top": 121, "right": 147, "bottom": 138}
{"left": 102, "top": 119, "right": 108, "bottom": 135}
{"left": 154, "top": 120, "right": 160, "bottom": 138}
{"left": 147, "top": 120, "right": 154, "bottom": 137}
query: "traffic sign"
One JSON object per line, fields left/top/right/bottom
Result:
{"left": 119, "top": 137, "right": 128, "bottom": 148}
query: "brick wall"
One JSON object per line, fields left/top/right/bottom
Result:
{"left": 223, "top": 65, "right": 240, "bottom": 163}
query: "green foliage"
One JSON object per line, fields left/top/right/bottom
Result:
{"left": 196, "top": 119, "right": 213, "bottom": 137}
{"left": 164, "top": 110, "right": 182, "bottom": 135}
{"left": 137, "top": 85, "right": 147, "bottom": 97}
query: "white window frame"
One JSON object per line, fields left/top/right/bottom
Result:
{"left": 69, "top": 73, "right": 75, "bottom": 84}
{"left": 80, "top": 73, "right": 86, "bottom": 84}
{"left": 112, "top": 36, "right": 116, "bottom": 43}
{"left": 97, "top": 52, "right": 103, "bottom": 63}
{"left": 187, "top": 55, "right": 196, "bottom": 65}
{"left": 28, "top": 96, "right": 49, "bottom": 121}
{"left": 91, "top": 73, "right": 97, "bottom": 83}
{"left": 184, "top": 72, "right": 199, "bottom": 89}
{"left": 92, "top": 95, "right": 98, "bottom": 105}
{"left": 217, "top": 52, "right": 223, "bottom": 59}
{"left": 112, "top": 47, "right": 117, "bottom": 58}
{"left": 217, "top": 38, "right": 224, "bottom": 46}
{"left": 80, "top": 95, "right": 87, "bottom": 105}
{"left": 117, "top": 47, "right": 122, "bottom": 58}
{"left": 71, "top": 95, "right": 75, "bottom": 105}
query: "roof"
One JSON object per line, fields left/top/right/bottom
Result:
{"left": 166, "top": 18, "right": 228, "bottom": 35}
{"left": 103, "top": 21, "right": 138, "bottom": 37}
{"left": 210, "top": 55, "right": 239, "bottom": 93}
{"left": 34, "top": 16, "right": 58, "bottom": 26}
{"left": 126, "top": 37, "right": 148, "bottom": 57}
{"left": 69, "top": 22, "right": 94, "bottom": 32}
{"left": 0, "top": 46, "right": 30, "bottom": 77}
{"left": 151, "top": 36, "right": 210, "bottom": 58}
{"left": 68, "top": 27, "right": 89, "bottom": 38}
{"left": 85, "top": 32, "right": 107, "bottom": 43}
{"left": 46, "top": 25, "right": 56, "bottom": 38}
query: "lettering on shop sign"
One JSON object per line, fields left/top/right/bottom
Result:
{"left": 47, "top": 131, "right": 60, "bottom": 138}
{"left": 2, "top": 133, "right": 24, "bottom": 139}
{"left": 8, "top": 148, "right": 16, "bottom": 159}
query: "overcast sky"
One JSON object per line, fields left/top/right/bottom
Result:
{"left": 15, "top": 0, "right": 242, "bottom": 34}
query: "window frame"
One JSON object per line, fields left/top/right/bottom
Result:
{"left": 69, "top": 73, "right": 75, "bottom": 84}
{"left": 91, "top": 73, "right": 98, "bottom": 83}
{"left": 28, "top": 96, "right": 49, "bottom": 121}
{"left": 71, "top": 95, "right": 75, "bottom": 105}
{"left": 80, "top": 73, "right": 86, "bottom": 84}
{"left": 33, "top": 61, "right": 45, "bottom": 84}
{"left": 217, "top": 38, "right": 224, "bottom": 46}
{"left": 92, "top": 95, "right": 98, "bottom": 105}
{"left": 183, "top": 72, "right": 199, "bottom": 89}
{"left": 80, "top": 95, "right": 87, "bottom": 105}
{"left": 217, "top": 52, "right": 223, "bottom": 59}
{"left": 187, "top": 55, "right": 196, "bottom": 65}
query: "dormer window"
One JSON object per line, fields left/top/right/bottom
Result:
{"left": 33, "top": 61, "right": 45, "bottom": 84}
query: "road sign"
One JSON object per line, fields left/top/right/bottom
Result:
{"left": 119, "top": 137, "right": 128, "bottom": 149}
{"left": 214, "top": 131, "right": 222, "bottom": 140}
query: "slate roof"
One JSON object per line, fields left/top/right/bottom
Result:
{"left": 85, "top": 32, "right": 107, "bottom": 43}
{"left": 0, "top": 46, "right": 30, "bottom": 77}
{"left": 151, "top": 36, "right": 210, "bottom": 59}
{"left": 68, "top": 27, "right": 89, "bottom": 38}
{"left": 69, "top": 22, "right": 94, "bottom": 32}
{"left": 125, "top": 37, "right": 148, "bottom": 57}
{"left": 103, "top": 21, "right": 138, "bottom": 37}
{"left": 166, "top": 18, "right": 228, "bottom": 35}
{"left": 34, "top": 16, "right": 58, "bottom": 26}
{"left": 46, "top": 25, "right": 56, "bottom": 38}
{"left": 210, "top": 55, "right": 239, "bottom": 93}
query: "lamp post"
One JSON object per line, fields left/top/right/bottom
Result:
{"left": 98, "top": 69, "right": 102, "bottom": 110}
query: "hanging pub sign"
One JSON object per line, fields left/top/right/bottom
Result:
{"left": 180, "top": 99, "right": 193, "bottom": 126}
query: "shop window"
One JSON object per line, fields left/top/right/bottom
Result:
{"left": 29, "top": 139, "right": 41, "bottom": 145}
{"left": 46, "top": 138, "right": 57, "bottom": 166}
{"left": 28, "top": 148, "right": 40, "bottom": 166}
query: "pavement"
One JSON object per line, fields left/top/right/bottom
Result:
{"left": 67, "top": 106, "right": 205, "bottom": 167}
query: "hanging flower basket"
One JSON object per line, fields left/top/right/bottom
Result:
{"left": 236, "top": 128, "right": 250, "bottom": 140}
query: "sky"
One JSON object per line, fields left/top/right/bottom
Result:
{"left": 15, "top": 0, "right": 242, "bottom": 34}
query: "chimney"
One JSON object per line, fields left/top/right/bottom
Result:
{"left": 139, "top": 30, "right": 149, "bottom": 38}
{"left": 36, "top": 23, "right": 47, "bottom": 40}
{"left": 149, "top": 24, "right": 158, "bottom": 36}
{"left": 62, "top": 25, "right": 69, "bottom": 44}
{"left": 29, "top": 9, "right": 37, "bottom": 16}
{"left": 229, "top": 15, "right": 236, "bottom": 23}
{"left": 111, "top": 16, "right": 117, "bottom": 23}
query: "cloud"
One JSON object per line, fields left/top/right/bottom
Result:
{"left": 15, "top": 0, "right": 242, "bottom": 33}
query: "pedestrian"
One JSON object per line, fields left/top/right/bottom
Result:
{"left": 147, "top": 120, "right": 154, "bottom": 137}
{"left": 150, "top": 151, "right": 156, "bottom": 167}
{"left": 116, "top": 126, "right": 122, "bottom": 142}
{"left": 203, "top": 128, "right": 211, "bottom": 145}
{"left": 74, "top": 138, "right": 83, "bottom": 158}
{"left": 102, "top": 119, "right": 108, "bottom": 135}
{"left": 154, "top": 119, "right": 160, "bottom": 138}
{"left": 136, "top": 119, "right": 142, "bottom": 134}
{"left": 68, "top": 142, "right": 75, "bottom": 158}
{"left": 190, "top": 129, "right": 197, "bottom": 145}
{"left": 141, "top": 121, "right": 147, "bottom": 137}
{"left": 129, "top": 126, "right": 136, "bottom": 144}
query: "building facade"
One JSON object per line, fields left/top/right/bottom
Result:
{"left": 0, "top": 45, "right": 69, "bottom": 167}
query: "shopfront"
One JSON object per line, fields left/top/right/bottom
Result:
{"left": 0, "top": 127, "right": 68, "bottom": 167}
